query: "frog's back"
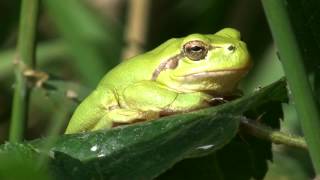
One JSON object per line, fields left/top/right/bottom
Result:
{"left": 97, "top": 38, "right": 182, "bottom": 90}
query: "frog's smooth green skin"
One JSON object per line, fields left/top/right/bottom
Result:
{"left": 65, "top": 28, "right": 252, "bottom": 134}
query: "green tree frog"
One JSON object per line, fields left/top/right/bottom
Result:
{"left": 65, "top": 28, "right": 251, "bottom": 134}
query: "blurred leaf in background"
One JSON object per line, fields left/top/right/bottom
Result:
{"left": 0, "top": 143, "right": 51, "bottom": 180}
{"left": 44, "top": 0, "right": 123, "bottom": 86}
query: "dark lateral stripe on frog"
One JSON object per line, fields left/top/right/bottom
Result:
{"left": 151, "top": 53, "right": 184, "bottom": 80}
{"left": 151, "top": 43, "right": 217, "bottom": 80}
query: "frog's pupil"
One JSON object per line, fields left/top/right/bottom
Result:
{"left": 183, "top": 40, "right": 208, "bottom": 61}
{"left": 191, "top": 46, "right": 203, "bottom": 52}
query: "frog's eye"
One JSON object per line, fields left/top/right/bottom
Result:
{"left": 183, "top": 40, "right": 209, "bottom": 61}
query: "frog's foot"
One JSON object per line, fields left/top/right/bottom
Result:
{"left": 207, "top": 97, "right": 228, "bottom": 106}
{"left": 108, "top": 108, "right": 160, "bottom": 127}
{"left": 207, "top": 90, "right": 244, "bottom": 106}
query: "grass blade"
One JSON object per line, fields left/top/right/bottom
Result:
{"left": 262, "top": 0, "right": 320, "bottom": 174}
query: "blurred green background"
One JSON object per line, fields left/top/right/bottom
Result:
{"left": 0, "top": 0, "right": 318, "bottom": 179}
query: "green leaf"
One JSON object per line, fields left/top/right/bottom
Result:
{"left": 43, "top": 109, "right": 241, "bottom": 180}
{"left": 1, "top": 78, "right": 287, "bottom": 180}
{"left": 157, "top": 100, "right": 285, "bottom": 180}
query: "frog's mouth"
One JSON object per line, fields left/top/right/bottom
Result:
{"left": 179, "top": 67, "right": 250, "bottom": 81}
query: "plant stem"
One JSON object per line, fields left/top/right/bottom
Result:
{"left": 9, "top": 0, "right": 39, "bottom": 142}
{"left": 122, "top": 0, "right": 150, "bottom": 59}
{"left": 240, "top": 118, "right": 307, "bottom": 150}
{"left": 262, "top": 0, "right": 320, "bottom": 174}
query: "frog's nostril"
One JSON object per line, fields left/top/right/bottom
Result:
{"left": 227, "top": 45, "right": 236, "bottom": 52}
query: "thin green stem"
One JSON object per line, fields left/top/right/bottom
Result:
{"left": 241, "top": 118, "right": 307, "bottom": 150}
{"left": 262, "top": 0, "right": 320, "bottom": 174}
{"left": 9, "top": 0, "right": 39, "bottom": 142}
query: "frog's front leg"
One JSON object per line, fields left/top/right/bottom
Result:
{"left": 121, "top": 80, "right": 212, "bottom": 120}
{"left": 65, "top": 89, "right": 119, "bottom": 134}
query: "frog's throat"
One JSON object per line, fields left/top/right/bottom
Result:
{"left": 176, "top": 67, "right": 250, "bottom": 81}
